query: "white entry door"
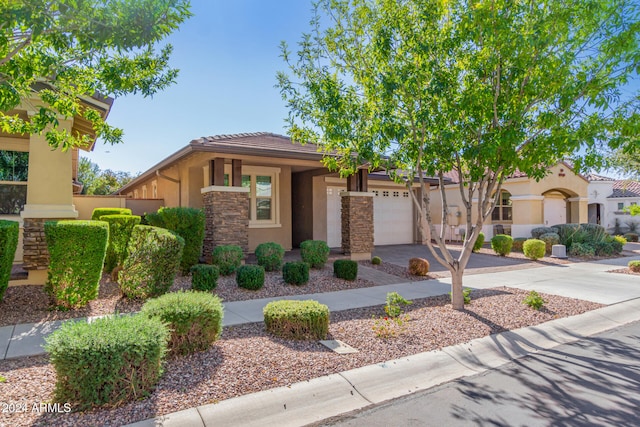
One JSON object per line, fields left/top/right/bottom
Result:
{"left": 544, "top": 197, "right": 566, "bottom": 226}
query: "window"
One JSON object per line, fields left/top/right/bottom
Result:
{"left": 618, "top": 202, "right": 625, "bottom": 210}
{"left": 241, "top": 166, "right": 280, "bottom": 226}
{"left": 0, "top": 150, "right": 29, "bottom": 214}
{"left": 491, "top": 190, "right": 512, "bottom": 222}
{"left": 152, "top": 181, "right": 158, "bottom": 198}
{"left": 142, "top": 185, "right": 147, "bottom": 198}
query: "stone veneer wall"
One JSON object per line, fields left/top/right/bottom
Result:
{"left": 22, "top": 218, "right": 52, "bottom": 270}
{"left": 341, "top": 194, "right": 374, "bottom": 255}
{"left": 202, "top": 190, "right": 249, "bottom": 259}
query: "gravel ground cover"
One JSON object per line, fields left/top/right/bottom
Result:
{"left": 359, "top": 260, "right": 445, "bottom": 280}
{"left": 0, "top": 287, "right": 602, "bottom": 427}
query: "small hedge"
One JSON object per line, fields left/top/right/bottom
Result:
{"left": 491, "top": 234, "right": 513, "bottom": 256}
{"left": 531, "top": 226, "right": 558, "bottom": 239}
{"left": 300, "top": 240, "right": 330, "bottom": 268}
{"left": 511, "top": 237, "right": 528, "bottom": 252}
{"left": 255, "top": 242, "right": 285, "bottom": 271}
{"left": 118, "top": 225, "right": 184, "bottom": 300}
{"left": 0, "top": 220, "right": 19, "bottom": 301}
{"left": 212, "top": 245, "right": 243, "bottom": 275}
{"left": 236, "top": 265, "right": 265, "bottom": 290}
{"left": 523, "top": 239, "right": 546, "bottom": 260}
{"left": 624, "top": 232, "right": 638, "bottom": 242}
{"left": 408, "top": 257, "right": 430, "bottom": 276}
{"left": 333, "top": 259, "right": 358, "bottom": 281}
{"left": 141, "top": 291, "right": 224, "bottom": 356}
{"left": 569, "top": 242, "right": 595, "bottom": 257}
{"left": 145, "top": 207, "right": 205, "bottom": 274}
{"left": 263, "top": 300, "right": 329, "bottom": 340}
{"left": 100, "top": 214, "right": 141, "bottom": 273}
{"left": 629, "top": 260, "right": 640, "bottom": 273}
{"left": 190, "top": 264, "right": 220, "bottom": 291}
{"left": 371, "top": 256, "right": 382, "bottom": 265}
{"left": 44, "top": 220, "right": 109, "bottom": 309}
{"left": 44, "top": 315, "right": 169, "bottom": 410}
{"left": 283, "top": 261, "right": 309, "bottom": 286}
{"left": 539, "top": 232, "right": 560, "bottom": 254}
{"left": 91, "top": 207, "right": 131, "bottom": 221}
{"left": 472, "top": 232, "right": 485, "bottom": 252}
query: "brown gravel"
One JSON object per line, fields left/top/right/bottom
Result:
{"left": 608, "top": 268, "right": 640, "bottom": 276}
{"left": 0, "top": 287, "right": 603, "bottom": 427}
{"left": 359, "top": 260, "right": 445, "bottom": 281}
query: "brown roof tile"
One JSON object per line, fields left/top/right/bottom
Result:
{"left": 609, "top": 180, "right": 640, "bottom": 198}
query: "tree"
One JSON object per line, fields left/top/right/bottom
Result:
{"left": 605, "top": 147, "right": 640, "bottom": 180}
{"left": 78, "top": 157, "right": 136, "bottom": 195}
{"left": 0, "top": 0, "right": 191, "bottom": 151}
{"left": 277, "top": 0, "right": 640, "bottom": 309}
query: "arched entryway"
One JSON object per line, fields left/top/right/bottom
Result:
{"left": 542, "top": 188, "right": 579, "bottom": 226}
{"left": 588, "top": 203, "right": 604, "bottom": 225}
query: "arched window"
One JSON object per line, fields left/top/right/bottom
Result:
{"left": 491, "top": 190, "right": 512, "bottom": 222}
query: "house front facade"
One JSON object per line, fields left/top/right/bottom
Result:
{"left": 587, "top": 174, "right": 640, "bottom": 233}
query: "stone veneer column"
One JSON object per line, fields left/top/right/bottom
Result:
{"left": 341, "top": 191, "right": 374, "bottom": 260}
{"left": 201, "top": 185, "right": 249, "bottom": 261}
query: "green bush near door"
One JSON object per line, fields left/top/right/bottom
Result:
{"left": 0, "top": 220, "right": 19, "bottom": 301}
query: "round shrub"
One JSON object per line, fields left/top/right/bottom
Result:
{"left": 531, "top": 227, "right": 556, "bottom": 239}
{"left": 491, "top": 234, "right": 513, "bottom": 256}
{"left": 371, "top": 256, "right": 382, "bottom": 265}
{"left": 629, "top": 260, "right": 640, "bottom": 273}
{"left": 190, "top": 264, "right": 220, "bottom": 291}
{"left": 118, "top": 225, "right": 185, "bottom": 300}
{"left": 408, "top": 257, "right": 430, "bottom": 276}
{"left": 624, "top": 232, "right": 638, "bottom": 242}
{"left": 472, "top": 232, "right": 485, "bottom": 252}
{"left": 141, "top": 291, "right": 224, "bottom": 356}
{"left": 0, "top": 220, "right": 19, "bottom": 302}
{"left": 212, "top": 245, "right": 243, "bottom": 275}
{"left": 263, "top": 299, "right": 329, "bottom": 340}
{"left": 511, "top": 237, "right": 528, "bottom": 252}
{"left": 523, "top": 239, "right": 546, "bottom": 260}
{"left": 255, "top": 242, "right": 285, "bottom": 271}
{"left": 283, "top": 261, "right": 309, "bottom": 286}
{"left": 91, "top": 207, "right": 131, "bottom": 220}
{"left": 44, "top": 314, "right": 169, "bottom": 410}
{"left": 300, "top": 240, "right": 330, "bottom": 268}
{"left": 236, "top": 265, "right": 265, "bottom": 290}
{"left": 568, "top": 242, "right": 595, "bottom": 257}
{"left": 539, "top": 232, "right": 560, "bottom": 254}
{"left": 44, "top": 220, "right": 109, "bottom": 309}
{"left": 100, "top": 214, "right": 141, "bottom": 273}
{"left": 333, "top": 259, "right": 358, "bottom": 281}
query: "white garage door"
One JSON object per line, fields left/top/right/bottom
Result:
{"left": 326, "top": 187, "right": 414, "bottom": 247}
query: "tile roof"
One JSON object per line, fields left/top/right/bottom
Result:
{"left": 585, "top": 173, "right": 615, "bottom": 182}
{"left": 190, "top": 132, "right": 324, "bottom": 159}
{"left": 609, "top": 180, "right": 640, "bottom": 198}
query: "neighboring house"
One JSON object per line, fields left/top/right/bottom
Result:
{"left": 117, "top": 133, "right": 590, "bottom": 258}
{"left": 586, "top": 174, "right": 640, "bottom": 233}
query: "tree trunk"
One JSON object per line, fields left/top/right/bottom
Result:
{"left": 450, "top": 268, "right": 465, "bottom": 310}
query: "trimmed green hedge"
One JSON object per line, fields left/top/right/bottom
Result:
{"left": 91, "top": 207, "right": 131, "bottom": 221}
{"left": 236, "top": 265, "right": 265, "bottom": 290}
{"left": 145, "top": 207, "right": 205, "bottom": 274}
{"left": 263, "top": 299, "right": 329, "bottom": 340}
{"left": 300, "top": 240, "right": 330, "bottom": 268}
{"left": 190, "top": 264, "right": 219, "bottom": 291}
{"left": 118, "top": 225, "right": 184, "bottom": 300}
{"left": 44, "top": 220, "right": 109, "bottom": 309}
{"left": 100, "top": 214, "right": 141, "bottom": 273}
{"left": 141, "top": 291, "right": 224, "bottom": 356}
{"left": 491, "top": 234, "right": 513, "bottom": 256}
{"left": 0, "top": 220, "right": 19, "bottom": 301}
{"left": 333, "top": 259, "right": 358, "bottom": 280}
{"left": 282, "top": 261, "right": 309, "bottom": 286}
{"left": 255, "top": 242, "right": 285, "bottom": 271}
{"left": 523, "top": 239, "right": 545, "bottom": 260}
{"left": 212, "top": 245, "right": 243, "bottom": 275}
{"left": 45, "top": 315, "right": 169, "bottom": 410}
{"left": 472, "top": 232, "right": 485, "bottom": 252}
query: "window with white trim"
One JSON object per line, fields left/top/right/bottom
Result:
{"left": 617, "top": 202, "right": 624, "bottom": 210}
{"left": 491, "top": 190, "right": 512, "bottom": 222}
{"left": 152, "top": 180, "right": 158, "bottom": 198}
{"left": 241, "top": 166, "right": 280, "bottom": 227}
{"left": 142, "top": 185, "right": 147, "bottom": 198}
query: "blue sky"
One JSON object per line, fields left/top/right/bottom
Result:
{"left": 84, "top": 1, "right": 315, "bottom": 174}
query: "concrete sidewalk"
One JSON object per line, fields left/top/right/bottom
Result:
{"left": 2, "top": 254, "right": 639, "bottom": 360}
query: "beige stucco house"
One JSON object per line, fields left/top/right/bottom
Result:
{"left": 117, "top": 133, "right": 590, "bottom": 258}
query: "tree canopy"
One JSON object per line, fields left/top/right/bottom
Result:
{"left": 0, "top": 0, "right": 191, "bottom": 151}
{"left": 277, "top": 0, "right": 640, "bottom": 309}
{"left": 77, "top": 157, "right": 136, "bottom": 195}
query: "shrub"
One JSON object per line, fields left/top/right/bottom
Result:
{"left": 629, "top": 260, "right": 640, "bottom": 273}
{"left": 255, "top": 242, "right": 285, "bottom": 271}
{"left": 300, "top": 240, "right": 330, "bottom": 268}
{"left": 539, "top": 232, "right": 560, "bottom": 254}
{"left": 0, "top": 220, "right": 19, "bottom": 301}
{"left": 333, "top": 259, "right": 358, "bottom": 280}
{"left": 282, "top": 261, "right": 309, "bottom": 286}
{"left": 511, "top": 237, "right": 528, "bottom": 252}
{"left": 613, "top": 235, "right": 628, "bottom": 246}
{"left": 448, "top": 287, "right": 472, "bottom": 305}
{"left": 408, "top": 257, "right": 430, "bottom": 276}
{"left": 491, "top": 234, "right": 513, "bottom": 256}
{"left": 531, "top": 227, "right": 557, "bottom": 239}
{"left": 212, "top": 245, "right": 243, "bottom": 275}
{"left": 624, "top": 232, "right": 638, "bottom": 242}
{"left": 263, "top": 300, "right": 329, "bottom": 340}
{"left": 190, "top": 264, "right": 219, "bottom": 291}
{"left": 145, "top": 207, "right": 205, "bottom": 274}
{"left": 91, "top": 207, "right": 131, "bottom": 220}
{"left": 523, "top": 291, "right": 545, "bottom": 310}
{"left": 371, "top": 256, "right": 382, "bottom": 265}
{"left": 118, "top": 225, "right": 184, "bottom": 300}
{"left": 141, "top": 291, "right": 224, "bottom": 356}
{"left": 236, "top": 265, "right": 265, "bottom": 290}
{"left": 568, "top": 242, "right": 595, "bottom": 257}
{"left": 44, "top": 314, "right": 169, "bottom": 410}
{"left": 100, "top": 214, "right": 141, "bottom": 273}
{"left": 523, "top": 239, "right": 546, "bottom": 260}
{"left": 44, "top": 220, "right": 109, "bottom": 309}
{"left": 385, "top": 292, "right": 412, "bottom": 318}
{"left": 553, "top": 223, "right": 607, "bottom": 249}
{"left": 595, "top": 236, "right": 624, "bottom": 256}
{"left": 472, "top": 232, "right": 485, "bottom": 252}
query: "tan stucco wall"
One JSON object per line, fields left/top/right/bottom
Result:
{"left": 73, "top": 195, "right": 127, "bottom": 219}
